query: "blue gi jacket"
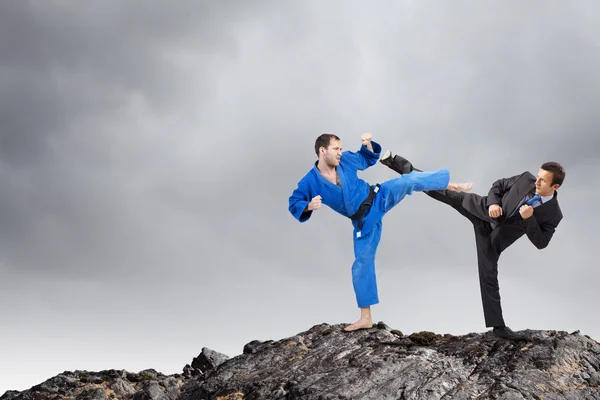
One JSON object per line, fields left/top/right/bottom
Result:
{"left": 288, "top": 141, "right": 382, "bottom": 234}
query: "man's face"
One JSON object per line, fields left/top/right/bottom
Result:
{"left": 321, "top": 139, "right": 342, "bottom": 167}
{"left": 535, "top": 168, "right": 560, "bottom": 196}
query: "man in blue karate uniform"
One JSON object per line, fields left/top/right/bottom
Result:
{"left": 288, "top": 133, "right": 473, "bottom": 331}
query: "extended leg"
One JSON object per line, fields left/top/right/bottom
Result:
{"left": 381, "top": 151, "right": 472, "bottom": 192}
{"left": 379, "top": 168, "right": 452, "bottom": 213}
{"left": 345, "top": 221, "right": 382, "bottom": 332}
{"left": 381, "top": 152, "right": 480, "bottom": 223}
{"left": 424, "top": 189, "right": 482, "bottom": 224}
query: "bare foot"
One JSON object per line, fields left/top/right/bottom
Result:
{"left": 343, "top": 317, "right": 373, "bottom": 332}
{"left": 448, "top": 182, "right": 473, "bottom": 192}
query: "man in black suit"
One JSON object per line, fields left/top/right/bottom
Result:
{"left": 380, "top": 151, "right": 565, "bottom": 340}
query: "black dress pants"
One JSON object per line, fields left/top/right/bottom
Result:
{"left": 385, "top": 156, "right": 505, "bottom": 327}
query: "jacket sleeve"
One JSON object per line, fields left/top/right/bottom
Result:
{"left": 341, "top": 141, "right": 382, "bottom": 171}
{"left": 520, "top": 215, "right": 561, "bottom": 249}
{"left": 288, "top": 177, "right": 314, "bottom": 223}
{"left": 486, "top": 174, "right": 522, "bottom": 208}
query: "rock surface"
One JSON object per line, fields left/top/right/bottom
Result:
{"left": 3, "top": 323, "right": 600, "bottom": 399}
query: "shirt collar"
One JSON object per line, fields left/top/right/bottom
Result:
{"left": 539, "top": 193, "right": 553, "bottom": 203}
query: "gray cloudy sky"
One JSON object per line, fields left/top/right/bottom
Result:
{"left": 1, "top": 0, "right": 599, "bottom": 393}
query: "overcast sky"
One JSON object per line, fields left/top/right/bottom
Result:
{"left": 1, "top": 0, "right": 599, "bottom": 393}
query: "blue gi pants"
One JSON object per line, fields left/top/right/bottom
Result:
{"left": 351, "top": 169, "right": 450, "bottom": 308}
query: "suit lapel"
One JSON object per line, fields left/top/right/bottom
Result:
{"left": 533, "top": 190, "right": 558, "bottom": 214}
{"left": 505, "top": 174, "right": 535, "bottom": 217}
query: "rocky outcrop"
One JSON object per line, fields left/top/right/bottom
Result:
{"left": 3, "top": 323, "right": 600, "bottom": 399}
{"left": 1, "top": 369, "right": 184, "bottom": 400}
{"left": 0, "top": 347, "right": 230, "bottom": 400}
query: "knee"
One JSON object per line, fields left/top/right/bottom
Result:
{"left": 390, "top": 176, "right": 413, "bottom": 196}
{"left": 352, "top": 256, "right": 375, "bottom": 275}
{"left": 402, "top": 174, "right": 426, "bottom": 192}
{"left": 481, "top": 280, "right": 499, "bottom": 293}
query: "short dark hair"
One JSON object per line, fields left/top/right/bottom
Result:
{"left": 540, "top": 161, "right": 566, "bottom": 186}
{"left": 314, "top": 133, "right": 340, "bottom": 156}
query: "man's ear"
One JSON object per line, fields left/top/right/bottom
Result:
{"left": 552, "top": 183, "right": 560, "bottom": 191}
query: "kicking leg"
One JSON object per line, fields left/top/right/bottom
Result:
{"left": 380, "top": 166, "right": 455, "bottom": 213}
{"left": 345, "top": 221, "right": 382, "bottom": 332}
{"left": 423, "top": 188, "right": 479, "bottom": 223}
{"left": 447, "top": 181, "right": 473, "bottom": 192}
{"left": 381, "top": 151, "right": 481, "bottom": 222}
{"left": 381, "top": 151, "right": 472, "bottom": 193}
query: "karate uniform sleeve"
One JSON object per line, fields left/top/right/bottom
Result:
{"left": 288, "top": 177, "right": 314, "bottom": 223}
{"left": 486, "top": 173, "right": 521, "bottom": 208}
{"left": 342, "top": 141, "right": 382, "bottom": 171}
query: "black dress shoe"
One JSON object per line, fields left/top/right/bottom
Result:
{"left": 493, "top": 326, "right": 527, "bottom": 341}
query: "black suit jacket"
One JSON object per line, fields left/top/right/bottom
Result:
{"left": 460, "top": 171, "right": 563, "bottom": 254}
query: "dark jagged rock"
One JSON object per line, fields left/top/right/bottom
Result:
{"left": 182, "top": 364, "right": 202, "bottom": 379}
{"left": 191, "top": 348, "right": 230, "bottom": 374}
{"left": 3, "top": 368, "right": 185, "bottom": 400}
{"left": 2, "top": 324, "right": 600, "bottom": 400}
{"left": 181, "top": 324, "right": 600, "bottom": 399}
{"left": 243, "top": 340, "right": 274, "bottom": 355}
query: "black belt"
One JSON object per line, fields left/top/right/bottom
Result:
{"left": 350, "top": 184, "right": 380, "bottom": 231}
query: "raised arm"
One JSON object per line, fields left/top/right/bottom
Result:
{"left": 341, "top": 132, "right": 381, "bottom": 171}
{"left": 361, "top": 132, "right": 374, "bottom": 152}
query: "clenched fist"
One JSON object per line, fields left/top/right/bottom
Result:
{"left": 519, "top": 205, "right": 534, "bottom": 219}
{"left": 307, "top": 195, "right": 322, "bottom": 211}
{"left": 361, "top": 132, "right": 373, "bottom": 145}
{"left": 488, "top": 204, "right": 503, "bottom": 218}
